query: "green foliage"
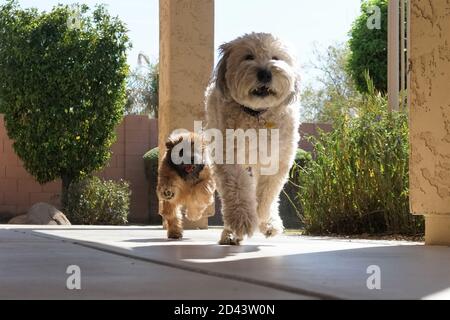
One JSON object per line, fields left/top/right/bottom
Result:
{"left": 300, "top": 44, "right": 361, "bottom": 123}
{"left": 143, "top": 147, "right": 162, "bottom": 225}
{"left": 143, "top": 147, "right": 159, "bottom": 180}
{"left": 0, "top": 0, "right": 130, "bottom": 205}
{"left": 0, "top": 97, "right": 4, "bottom": 113}
{"left": 66, "top": 176, "right": 130, "bottom": 225}
{"left": 280, "top": 149, "right": 312, "bottom": 228}
{"left": 347, "top": 0, "right": 388, "bottom": 93}
{"left": 125, "top": 54, "right": 159, "bottom": 117}
{"left": 296, "top": 81, "right": 423, "bottom": 235}
{"left": 293, "top": 149, "right": 312, "bottom": 168}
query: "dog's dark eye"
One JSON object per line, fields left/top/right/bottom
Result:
{"left": 244, "top": 54, "right": 255, "bottom": 61}
{"left": 272, "top": 56, "right": 279, "bottom": 61}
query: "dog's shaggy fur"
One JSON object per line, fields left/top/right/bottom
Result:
{"left": 205, "top": 33, "right": 300, "bottom": 245}
{"left": 157, "top": 132, "right": 215, "bottom": 239}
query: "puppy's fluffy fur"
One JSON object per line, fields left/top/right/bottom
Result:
{"left": 157, "top": 132, "right": 215, "bottom": 239}
{"left": 205, "top": 33, "right": 300, "bottom": 245}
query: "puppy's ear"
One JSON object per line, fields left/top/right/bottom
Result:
{"left": 214, "top": 42, "right": 232, "bottom": 97}
{"left": 165, "top": 135, "right": 184, "bottom": 150}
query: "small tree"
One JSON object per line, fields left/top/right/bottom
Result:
{"left": 300, "top": 43, "right": 361, "bottom": 123}
{"left": 0, "top": 1, "right": 130, "bottom": 207}
{"left": 125, "top": 53, "right": 159, "bottom": 117}
{"left": 347, "top": 0, "right": 388, "bottom": 94}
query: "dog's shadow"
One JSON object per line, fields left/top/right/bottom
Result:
{"left": 124, "top": 238, "right": 189, "bottom": 243}
{"left": 123, "top": 238, "right": 265, "bottom": 261}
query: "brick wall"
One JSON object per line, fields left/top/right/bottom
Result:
{"left": 0, "top": 114, "right": 158, "bottom": 223}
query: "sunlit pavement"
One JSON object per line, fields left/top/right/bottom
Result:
{"left": 1, "top": 225, "right": 449, "bottom": 300}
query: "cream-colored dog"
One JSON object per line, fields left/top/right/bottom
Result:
{"left": 205, "top": 33, "right": 300, "bottom": 245}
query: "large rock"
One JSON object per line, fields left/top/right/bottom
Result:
{"left": 7, "top": 214, "right": 29, "bottom": 224}
{"left": 8, "top": 203, "right": 71, "bottom": 225}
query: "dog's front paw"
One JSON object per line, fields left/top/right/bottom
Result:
{"left": 227, "top": 213, "right": 257, "bottom": 240}
{"left": 219, "top": 229, "right": 241, "bottom": 246}
{"left": 219, "top": 236, "right": 241, "bottom": 246}
{"left": 259, "top": 219, "right": 284, "bottom": 238}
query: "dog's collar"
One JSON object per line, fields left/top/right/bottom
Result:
{"left": 240, "top": 105, "right": 268, "bottom": 117}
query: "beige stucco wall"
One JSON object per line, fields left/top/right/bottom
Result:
{"left": 410, "top": 0, "right": 450, "bottom": 244}
{"left": 158, "top": 0, "right": 215, "bottom": 228}
{"left": 159, "top": 0, "right": 214, "bottom": 146}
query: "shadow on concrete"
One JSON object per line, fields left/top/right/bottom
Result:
{"left": 117, "top": 242, "right": 450, "bottom": 300}
{"left": 127, "top": 243, "right": 265, "bottom": 261}
{"left": 85, "top": 243, "right": 450, "bottom": 299}
{"left": 122, "top": 238, "right": 192, "bottom": 243}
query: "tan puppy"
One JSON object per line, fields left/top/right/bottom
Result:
{"left": 157, "top": 132, "right": 215, "bottom": 239}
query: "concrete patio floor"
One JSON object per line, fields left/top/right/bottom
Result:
{"left": 1, "top": 225, "right": 449, "bottom": 300}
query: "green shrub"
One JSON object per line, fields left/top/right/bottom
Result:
{"left": 66, "top": 176, "right": 130, "bottom": 225}
{"left": 296, "top": 82, "right": 423, "bottom": 235}
{"left": 0, "top": 97, "right": 4, "bottom": 113}
{"left": 0, "top": 1, "right": 130, "bottom": 207}
{"left": 280, "top": 149, "right": 312, "bottom": 228}
{"left": 293, "top": 149, "right": 312, "bottom": 168}
{"left": 143, "top": 147, "right": 159, "bottom": 180}
{"left": 143, "top": 147, "right": 162, "bottom": 225}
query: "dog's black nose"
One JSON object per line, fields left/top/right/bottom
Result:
{"left": 257, "top": 69, "right": 272, "bottom": 84}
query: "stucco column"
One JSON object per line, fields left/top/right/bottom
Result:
{"left": 409, "top": 0, "right": 450, "bottom": 245}
{"left": 159, "top": 0, "right": 215, "bottom": 229}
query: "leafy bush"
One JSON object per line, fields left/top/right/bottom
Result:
{"left": 280, "top": 149, "right": 312, "bottom": 228}
{"left": 143, "top": 147, "right": 159, "bottom": 181}
{"left": 296, "top": 82, "right": 423, "bottom": 235}
{"left": 143, "top": 147, "right": 163, "bottom": 225}
{"left": 347, "top": 0, "right": 388, "bottom": 93}
{"left": 293, "top": 149, "right": 312, "bottom": 168}
{"left": 0, "top": 1, "right": 130, "bottom": 207}
{"left": 66, "top": 177, "right": 130, "bottom": 225}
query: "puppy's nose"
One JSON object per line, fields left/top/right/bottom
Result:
{"left": 257, "top": 69, "right": 272, "bottom": 84}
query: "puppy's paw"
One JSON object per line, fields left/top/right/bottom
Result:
{"left": 163, "top": 188, "right": 175, "bottom": 200}
{"left": 158, "top": 185, "right": 176, "bottom": 201}
{"left": 167, "top": 229, "right": 183, "bottom": 240}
